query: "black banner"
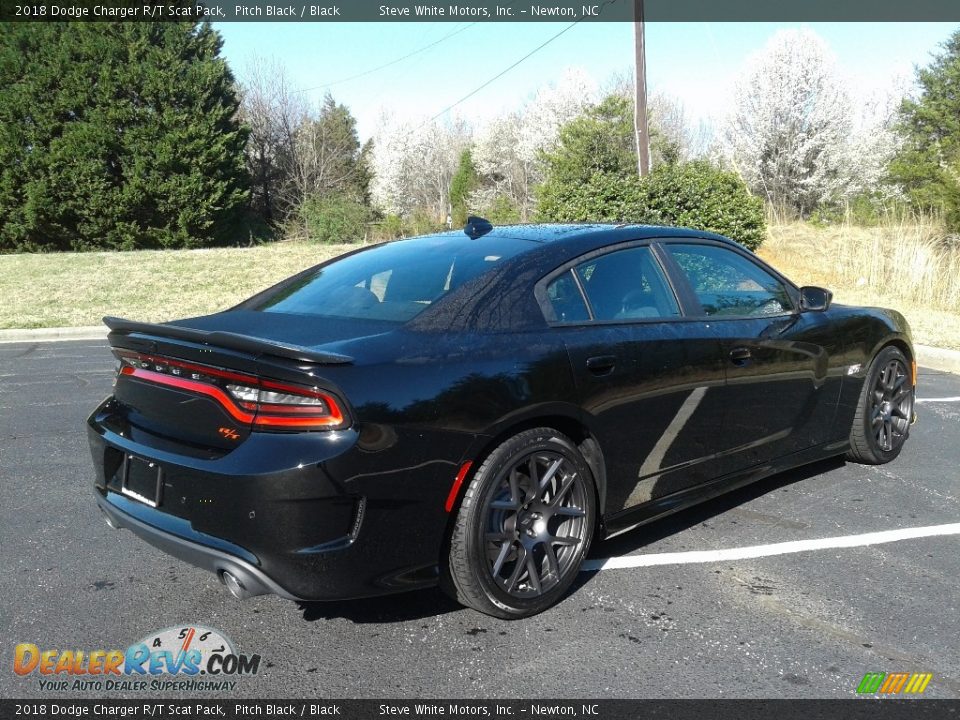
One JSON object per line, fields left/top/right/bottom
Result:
{"left": 1, "top": 700, "right": 959, "bottom": 720}
{"left": 3, "top": 0, "right": 960, "bottom": 22}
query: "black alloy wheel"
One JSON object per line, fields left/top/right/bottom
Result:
{"left": 444, "top": 428, "right": 597, "bottom": 618}
{"left": 847, "top": 346, "right": 914, "bottom": 464}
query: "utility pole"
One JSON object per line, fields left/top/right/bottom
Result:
{"left": 634, "top": 0, "right": 650, "bottom": 177}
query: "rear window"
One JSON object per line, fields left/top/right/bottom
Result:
{"left": 251, "top": 235, "right": 527, "bottom": 322}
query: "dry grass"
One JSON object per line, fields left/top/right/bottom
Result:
{"left": 0, "top": 241, "right": 358, "bottom": 329}
{"left": 760, "top": 220, "right": 960, "bottom": 350}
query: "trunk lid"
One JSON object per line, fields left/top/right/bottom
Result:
{"left": 106, "top": 312, "right": 362, "bottom": 450}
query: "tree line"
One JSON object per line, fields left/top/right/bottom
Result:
{"left": 2, "top": 23, "right": 959, "bottom": 252}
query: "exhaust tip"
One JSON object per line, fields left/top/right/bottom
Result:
{"left": 220, "top": 570, "right": 251, "bottom": 600}
{"left": 100, "top": 507, "right": 121, "bottom": 530}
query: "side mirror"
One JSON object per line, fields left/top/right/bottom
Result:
{"left": 799, "top": 286, "right": 832, "bottom": 312}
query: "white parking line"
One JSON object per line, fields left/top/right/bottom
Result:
{"left": 583, "top": 522, "right": 960, "bottom": 571}
{"left": 916, "top": 396, "right": 960, "bottom": 403}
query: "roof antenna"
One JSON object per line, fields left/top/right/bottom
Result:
{"left": 464, "top": 216, "right": 493, "bottom": 239}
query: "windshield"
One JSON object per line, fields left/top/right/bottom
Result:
{"left": 251, "top": 235, "right": 528, "bottom": 323}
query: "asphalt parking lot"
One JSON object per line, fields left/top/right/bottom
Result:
{"left": 1, "top": 339, "right": 958, "bottom": 699}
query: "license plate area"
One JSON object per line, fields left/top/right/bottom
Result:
{"left": 120, "top": 455, "right": 163, "bottom": 508}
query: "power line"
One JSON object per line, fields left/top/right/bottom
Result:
{"left": 421, "top": 21, "right": 580, "bottom": 127}
{"left": 420, "top": 0, "right": 627, "bottom": 127}
{"left": 298, "top": 23, "right": 478, "bottom": 92}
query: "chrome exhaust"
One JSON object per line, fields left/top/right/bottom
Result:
{"left": 220, "top": 570, "right": 252, "bottom": 600}
{"left": 100, "top": 507, "right": 121, "bottom": 530}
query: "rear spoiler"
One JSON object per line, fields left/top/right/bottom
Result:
{"left": 103, "top": 316, "right": 354, "bottom": 366}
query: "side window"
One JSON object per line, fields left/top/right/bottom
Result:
{"left": 666, "top": 244, "right": 793, "bottom": 317}
{"left": 545, "top": 271, "right": 590, "bottom": 323}
{"left": 575, "top": 245, "right": 680, "bottom": 321}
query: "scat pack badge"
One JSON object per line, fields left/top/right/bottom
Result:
{"left": 13, "top": 625, "right": 261, "bottom": 692}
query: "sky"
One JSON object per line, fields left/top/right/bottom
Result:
{"left": 214, "top": 21, "right": 960, "bottom": 141}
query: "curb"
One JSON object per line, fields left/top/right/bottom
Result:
{"left": 2, "top": 326, "right": 959, "bottom": 375}
{"left": 0, "top": 326, "right": 106, "bottom": 343}
{"left": 915, "top": 344, "right": 960, "bottom": 376}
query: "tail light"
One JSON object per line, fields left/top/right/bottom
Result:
{"left": 113, "top": 350, "right": 345, "bottom": 430}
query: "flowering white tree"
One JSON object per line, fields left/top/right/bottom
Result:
{"left": 370, "top": 113, "right": 470, "bottom": 219}
{"left": 370, "top": 69, "right": 598, "bottom": 222}
{"left": 843, "top": 76, "right": 909, "bottom": 201}
{"left": 724, "top": 29, "right": 855, "bottom": 216}
{"left": 472, "top": 68, "right": 597, "bottom": 220}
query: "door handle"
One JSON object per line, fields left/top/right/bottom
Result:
{"left": 586, "top": 355, "right": 617, "bottom": 376}
{"left": 729, "top": 347, "right": 752, "bottom": 365}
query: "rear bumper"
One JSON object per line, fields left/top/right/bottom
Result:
{"left": 87, "top": 397, "right": 477, "bottom": 601}
{"left": 96, "top": 489, "right": 301, "bottom": 600}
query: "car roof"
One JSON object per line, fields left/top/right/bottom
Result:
{"left": 424, "top": 222, "right": 741, "bottom": 252}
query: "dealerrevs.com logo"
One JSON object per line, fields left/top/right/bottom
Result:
{"left": 14, "top": 626, "right": 261, "bottom": 692}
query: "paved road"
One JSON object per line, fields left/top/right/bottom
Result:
{"left": 1, "top": 340, "right": 958, "bottom": 699}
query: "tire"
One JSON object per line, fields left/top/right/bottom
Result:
{"left": 443, "top": 428, "right": 597, "bottom": 619}
{"left": 846, "top": 345, "right": 914, "bottom": 464}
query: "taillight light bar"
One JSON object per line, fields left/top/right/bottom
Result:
{"left": 114, "top": 350, "right": 345, "bottom": 430}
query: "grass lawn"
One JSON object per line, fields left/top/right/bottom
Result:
{"left": 0, "top": 241, "right": 357, "bottom": 329}
{"left": 758, "top": 222, "right": 960, "bottom": 350}
{"left": 1, "top": 223, "right": 958, "bottom": 350}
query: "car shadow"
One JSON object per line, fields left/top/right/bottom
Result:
{"left": 587, "top": 456, "right": 846, "bottom": 560}
{"left": 297, "top": 586, "right": 463, "bottom": 624}
{"left": 296, "top": 457, "right": 846, "bottom": 623}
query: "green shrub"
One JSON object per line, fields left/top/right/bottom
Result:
{"left": 405, "top": 209, "right": 447, "bottom": 236}
{"left": 537, "top": 171, "right": 645, "bottom": 223}
{"left": 484, "top": 194, "right": 522, "bottom": 224}
{"left": 300, "top": 194, "right": 371, "bottom": 244}
{"left": 636, "top": 161, "right": 766, "bottom": 251}
{"left": 537, "top": 161, "right": 766, "bottom": 251}
{"left": 371, "top": 214, "right": 406, "bottom": 241}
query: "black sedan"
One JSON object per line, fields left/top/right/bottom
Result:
{"left": 88, "top": 219, "right": 916, "bottom": 618}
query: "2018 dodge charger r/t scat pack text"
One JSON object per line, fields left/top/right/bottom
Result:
{"left": 88, "top": 219, "right": 916, "bottom": 618}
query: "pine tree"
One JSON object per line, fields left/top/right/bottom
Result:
{"left": 891, "top": 29, "right": 960, "bottom": 228}
{"left": 0, "top": 22, "right": 249, "bottom": 250}
{"left": 449, "top": 150, "right": 478, "bottom": 226}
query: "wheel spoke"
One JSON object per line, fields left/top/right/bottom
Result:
{"left": 543, "top": 543, "right": 560, "bottom": 579}
{"left": 491, "top": 541, "right": 513, "bottom": 576}
{"left": 524, "top": 553, "right": 542, "bottom": 593}
{"left": 537, "top": 458, "right": 564, "bottom": 496}
{"left": 552, "top": 535, "right": 579, "bottom": 546}
{"left": 548, "top": 473, "right": 575, "bottom": 506}
{"left": 509, "top": 469, "right": 522, "bottom": 506}
{"left": 504, "top": 545, "right": 527, "bottom": 592}
{"left": 553, "top": 506, "right": 586, "bottom": 518}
